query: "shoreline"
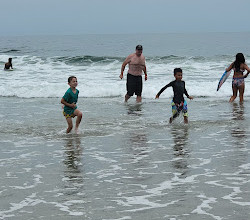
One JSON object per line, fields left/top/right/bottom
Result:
{"left": 0, "top": 96, "right": 249, "bottom": 219}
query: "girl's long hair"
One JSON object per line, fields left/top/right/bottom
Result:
{"left": 233, "top": 53, "right": 245, "bottom": 71}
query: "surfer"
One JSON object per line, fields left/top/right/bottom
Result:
{"left": 155, "top": 68, "right": 193, "bottom": 124}
{"left": 119, "top": 45, "right": 147, "bottom": 103}
{"left": 61, "top": 76, "right": 83, "bottom": 133}
{"left": 4, "top": 58, "right": 13, "bottom": 70}
{"left": 226, "top": 53, "right": 250, "bottom": 103}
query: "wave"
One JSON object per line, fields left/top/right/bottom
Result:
{"left": 0, "top": 53, "right": 236, "bottom": 66}
{"left": 0, "top": 53, "right": 249, "bottom": 99}
{"left": 0, "top": 49, "right": 21, "bottom": 53}
{"left": 54, "top": 55, "right": 189, "bottom": 65}
{"left": 49, "top": 54, "right": 235, "bottom": 66}
{"left": 53, "top": 55, "right": 192, "bottom": 65}
{"left": 52, "top": 55, "right": 124, "bottom": 65}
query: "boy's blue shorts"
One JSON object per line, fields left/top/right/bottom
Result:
{"left": 171, "top": 100, "right": 188, "bottom": 117}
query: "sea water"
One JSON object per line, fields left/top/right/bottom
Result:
{"left": 0, "top": 33, "right": 250, "bottom": 219}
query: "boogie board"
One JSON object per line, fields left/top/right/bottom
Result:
{"left": 217, "top": 70, "right": 231, "bottom": 91}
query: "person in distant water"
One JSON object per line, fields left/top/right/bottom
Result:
{"left": 226, "top": 53, "right": 250, "bottom": 103}
{"left": 155, "top": 68, "right": 193, "bottom": 124}
{"left": 61, "top": 76, "right": 83, "bottom": 133}
{"left": 120, "top": 45, "right": 147, "bottom": 102}
{"left": 4, "top": 58, "right": 13, "bottom": 70}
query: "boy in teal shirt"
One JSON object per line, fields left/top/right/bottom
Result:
{"left": 61, "top": 76, "right": 83, "bottom": 133}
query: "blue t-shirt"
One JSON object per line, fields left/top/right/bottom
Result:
{"left": 62, "top": 88, "right": 79, "bottom": 114}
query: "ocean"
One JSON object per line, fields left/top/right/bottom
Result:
{"left": 0, "top": 33, "right": 250, "bottom": 219}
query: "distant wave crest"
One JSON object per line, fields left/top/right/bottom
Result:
{"left": 53, "top": 55, "right": 124, "bottom": 65}
{"left": 0, "top": 49, "right": 21, "bottom": 53}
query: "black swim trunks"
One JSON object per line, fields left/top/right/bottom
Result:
{"left": 126, "top": 73, "right": 142, "bottom": 96}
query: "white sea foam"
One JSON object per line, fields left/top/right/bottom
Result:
{"left": 1, "top": 34, "right": 250, "bottom": 220}
{"left": 191, "top": 194, "right": 222, "bottom": 220}
{"left": 1, "top": 54, "right": 248, "bottom": 99}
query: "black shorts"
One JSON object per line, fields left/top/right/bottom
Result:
{"left": 126, "top": 73, "right": 142, "bottom": 96}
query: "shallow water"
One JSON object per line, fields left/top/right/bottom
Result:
{"left": 1, "top": 33, "right": 250, "bottom": 100}
{"left": 0, "top": 97, "right": 249, "bottom": 219}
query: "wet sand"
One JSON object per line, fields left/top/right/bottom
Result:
{"left": 0, "top": 97, "right": 249, "bottom": 219}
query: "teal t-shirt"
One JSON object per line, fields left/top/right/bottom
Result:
{"left": 62, "top": 88, "right": 79, "bottom": 115}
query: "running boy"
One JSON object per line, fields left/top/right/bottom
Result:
{"left": 61, "top": 76, "right": 82, "bottom": 133}
{"left": 155, "top": 68, "right": 193, "bottom": 124}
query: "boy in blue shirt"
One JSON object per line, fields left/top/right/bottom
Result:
{"left": 155, "top": 68, "right": 193, "bottom": 124}
{"left": 61, "top": 76, "right": 83, "bottom": 133}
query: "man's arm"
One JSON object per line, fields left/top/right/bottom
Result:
{"left": 120, "top": 55, "right": 132, "bottom": 79}
{"left": 143, "top": 65, "right": 147, "bottom": 81}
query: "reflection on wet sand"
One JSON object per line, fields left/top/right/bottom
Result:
{"left": 126, "top": 102, "right": 149, "bottom": 165}
{"left": 63, "top": 135, "right": 84, "bottom": 182}
{"left": 171, "top": 125, "right": 190, "bottom": 172}
{"left": 128, "top": 132, "right": 148, "bottom": 163}
{"left": 232, "top": 102, "right": 245, "bottom": 121}
{"left": 226, "top": 102, "right": 248, "bottom": 171}
{"left": 231, "top": 103, "right": 246, "bottom": 143}
{"left": 126, "top": 103, "right": 143, "bottom": 116}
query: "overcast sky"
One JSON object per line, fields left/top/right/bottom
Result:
{"left": 1, "top": 0, "right": 250, "bottom": 36}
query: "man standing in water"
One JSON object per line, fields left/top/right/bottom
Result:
{"left": 120, "top": 45, "right": 147, "bottom": 102}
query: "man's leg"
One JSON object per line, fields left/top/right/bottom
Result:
{"left": 136, "top": 96, "right": 142, "bottom": 102}
{"left": 125, "top": 94, "right": 131, "bottom": 102}
{"left": 135, "top": 76, "right": 142, "bottom": 103}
